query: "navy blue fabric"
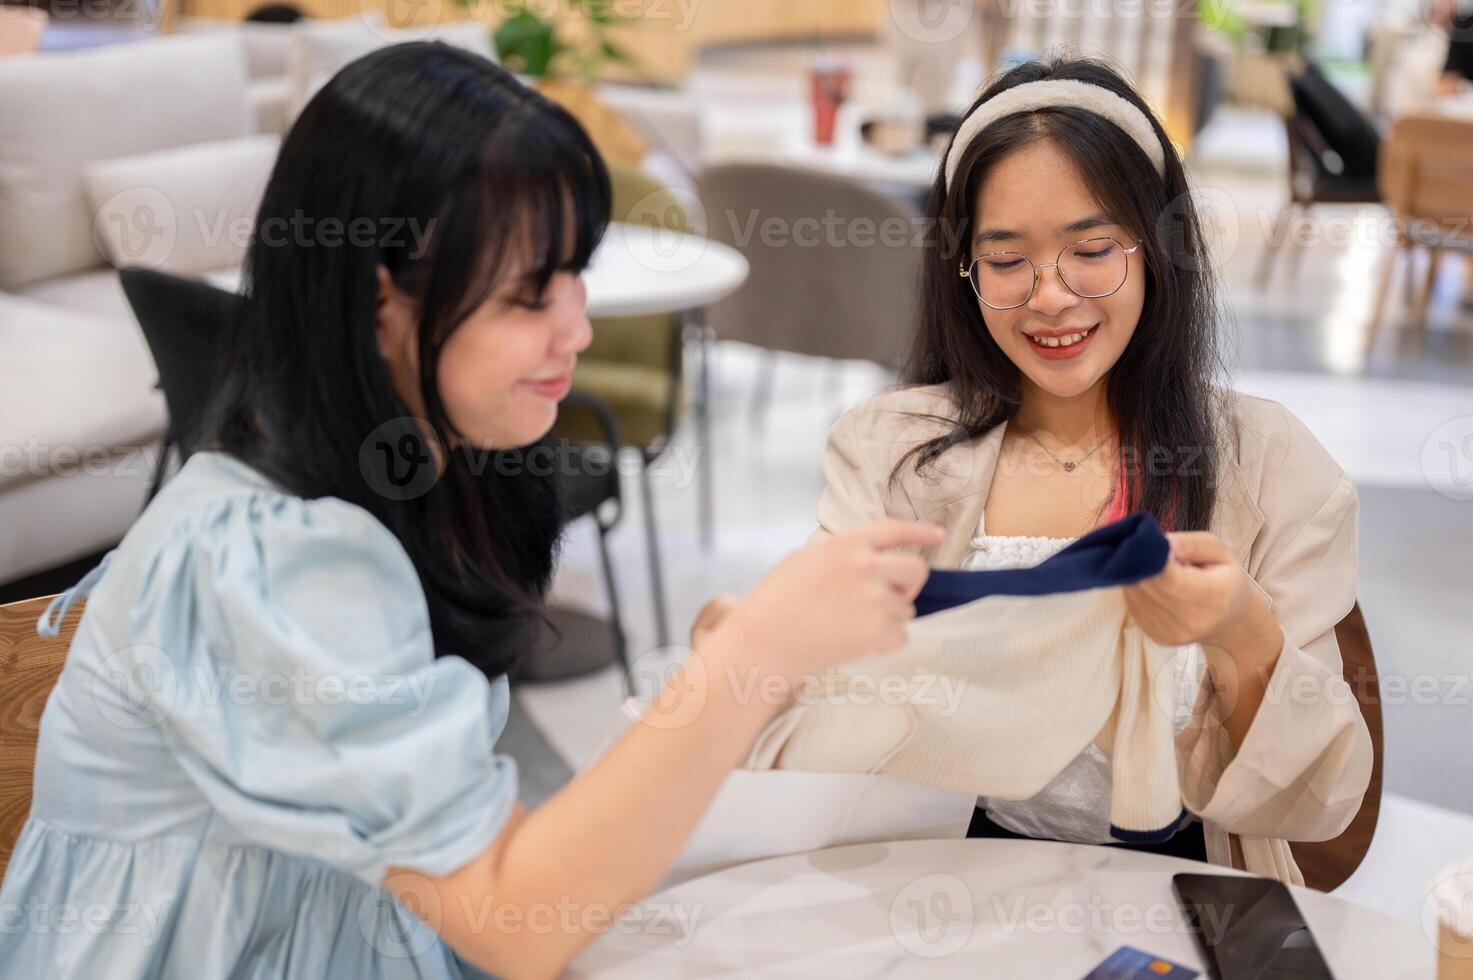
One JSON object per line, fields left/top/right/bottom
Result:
{"left": 915, "top": 511, "right": 1171, "bottom": 618}
{"left": 1109, "top": 807, "right": 1191, "bottom": 844}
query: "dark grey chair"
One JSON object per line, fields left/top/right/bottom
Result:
{"left": 695, "top": 162, "right": 923, "bottom": 424}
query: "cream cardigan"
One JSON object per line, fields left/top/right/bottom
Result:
{"left": 753, "top": 512, "right": 1194, "bottom": 842}
{"left": 810, "top": 385, "right": 1373, "bottom": 885}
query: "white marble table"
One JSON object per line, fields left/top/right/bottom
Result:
{"left": 569, "top": 839, "right": 1434, "bottom": 978}
{"left": 582, "top": 221, "right": 750, "bottom": 319}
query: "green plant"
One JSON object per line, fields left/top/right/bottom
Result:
{"left": 472, "top": 0, "right": 639, "bottom": 81}
{"left": 1201, "top": 0, "right": 1246, "bottom": 41}
{"left": 1201, "top": 0, "right": 1318, "bottom": 52}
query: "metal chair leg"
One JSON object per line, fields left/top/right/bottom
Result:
{"left": 637, "top": 457, "right": 671, "bottom": 649}
{"left": 686, "top": 309, "right": 715, "bottom": 552}
{"left": 593, "top": 520, "right": 633, "bottom": 696}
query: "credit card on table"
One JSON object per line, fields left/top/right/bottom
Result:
{"left": 1081, "top": 945, "right": 1199, "bottom": 979}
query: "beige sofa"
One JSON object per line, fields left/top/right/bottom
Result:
{"left": 0, "top": 23, "right": 488, "bottom": 587}
{"left": 0, "top": 33, "right": 261, "bottom": 585}
{"left": 0, "top": 20, "right": 701, "bottom": 588}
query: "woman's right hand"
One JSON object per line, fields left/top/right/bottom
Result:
{"left": 706, "top": 519, "right": 944, "bottom": 689}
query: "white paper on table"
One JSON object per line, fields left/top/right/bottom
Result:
{"left": 598, "top": 698, "right": 977, "bottom": 888}
{"left": 666, "top": 769, "right": 976, "bottom": 886}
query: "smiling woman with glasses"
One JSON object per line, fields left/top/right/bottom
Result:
{"left": 795, "top": 57, "right": 1371, "bottom": 883}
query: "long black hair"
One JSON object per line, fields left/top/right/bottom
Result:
{"left": 208, "top": 42, "right": 611, "bottom": 679}
{"left": 904, "top": 57, "right": 1229, "bottom": 532}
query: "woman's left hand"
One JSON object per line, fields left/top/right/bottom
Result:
{"left": 1122, "top": 531, "right": 1283, "bottom": 665}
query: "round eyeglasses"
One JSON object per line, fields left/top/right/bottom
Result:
{"left": 960, "top": 237, "right": 1143, "bottom": 311}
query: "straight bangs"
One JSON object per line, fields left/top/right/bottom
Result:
{"left": 424, "top": 102, "right": 611, "bottom": 343}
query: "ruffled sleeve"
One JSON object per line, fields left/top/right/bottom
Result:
{"left": 127, "top": 489, "right": 518, "bottom": 886}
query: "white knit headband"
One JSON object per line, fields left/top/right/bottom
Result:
{"left": 943, "top": 79, "right": 1168, "bottom": 190}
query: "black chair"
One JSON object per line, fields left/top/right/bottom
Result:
{"left": 119, "top": 267, "right": 636, "bottom": 692}
{"left": 1257, "top": 61, "right": 1383, "bottom": 288}
{"left": 514, "top": 390, "right": 635, "bottom": 693}
{"left": 118, "top": 268, "right": 238, "bottom": 499}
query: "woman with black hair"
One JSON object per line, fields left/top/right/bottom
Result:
{"left": 0, "top": 44, "right": 943, "bottom": 978}
{"left": 802, "top": 58, "right": 1372, "bottom": 881}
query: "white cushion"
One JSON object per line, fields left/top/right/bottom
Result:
{"left": 249, "top": 76, "right": 293, "bottom": 135}
{"left": 0, "top": 34, "right": 252, "bottom": 289}
{"left": 0, "top": 292, "right": 166, "bottom": 498}
{"left": 83, "top": 135, "right": 279, "bottom": 277}
{"left": 0, "top": 447, "right": 160, "bottom": 585}
{"left": 240, "top": 21, "right": 298, "bottom": 78}
{"left": 178, "top": 16, "right": 297, "bottom": 79}
{"left": 14, "top": 269, "right": 134, "bottom": 321}
{"left": 285, "top": 16, "right": 497, "bottom": 123}
{"left": 0, "top": 291, "right": 164, "bottom": 582}
{"left": 284, "top": 15, "right": 387, "bottom": 121}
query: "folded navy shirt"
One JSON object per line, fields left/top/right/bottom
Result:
{"left": 915, "top": 510, "right": 1172, "bottom": 618}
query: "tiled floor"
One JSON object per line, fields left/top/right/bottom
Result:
{"left": 510, "top": 43, "right": 1473, "bottom": 927}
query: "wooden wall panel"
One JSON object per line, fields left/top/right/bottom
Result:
{"left": 181, "top": 0, "right": 889, "bottom": 81}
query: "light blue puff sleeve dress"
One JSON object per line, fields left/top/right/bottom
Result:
{"left": 0, "top": 452, "right": 518, "bottom": 978}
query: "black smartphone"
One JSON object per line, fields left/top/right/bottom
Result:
{"left": 1171, "top": 873, "right": 1336, "bottom": 980}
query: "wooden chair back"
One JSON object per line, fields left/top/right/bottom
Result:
{"left": 1380, "top": 114, "right": 1473, "bottom": 241}
{"left": 1290, "top": 602, "right": 1385, "bottom": 892}
{"left": 0, "top": 594, "right": 80, "bottom": 882}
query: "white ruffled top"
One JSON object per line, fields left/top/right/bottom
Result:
{"left": 963, "top": 513, "right": 1200, "bottom": 845}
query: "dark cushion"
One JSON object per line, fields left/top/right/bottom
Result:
{"left": 1447, "top": 10, "right": 1473, "bottom": 83}
{"left": 119, "top": 268, "right": 238, "bottom": 455}
{"left": 1289, "top": 62, "right": 1380, "bottom": 179}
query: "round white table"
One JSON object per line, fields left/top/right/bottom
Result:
{"left": 583, "top": 221, "right": 750, "bottom": 319}
{"left": 584, "top": 221, "right": 749, "bottom": 555}
{"left": 568, "top": 839, "right": 1435, "bottom": 978}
